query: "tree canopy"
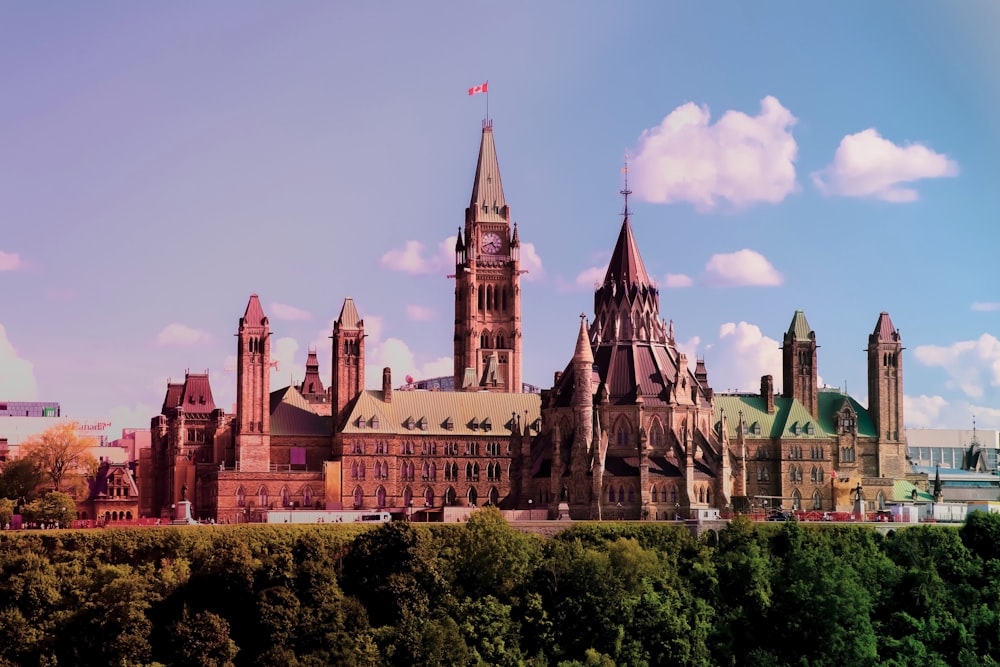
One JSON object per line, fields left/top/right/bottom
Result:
{"left": 19, "top": 421, "right": 97, "bottom": 494}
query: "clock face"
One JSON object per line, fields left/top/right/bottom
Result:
{"left": 481, "top": 231, "right": 502, "bottom": 254}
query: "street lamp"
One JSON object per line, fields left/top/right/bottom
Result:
{"left": 675, "top": 502, "right": 680, "bottom": 521}
{"left": 527, "top": 498, "right": 533, "bottom": 520}
{"left": 408, "top": 500, "right": 413, "bottom": 523}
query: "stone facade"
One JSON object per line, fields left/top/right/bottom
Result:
{"left": 143, "top": 122, "right": 914, "bottom": 523}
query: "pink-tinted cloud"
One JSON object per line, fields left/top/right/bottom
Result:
{"left": 380, "top": 236, "right": 456, "bottom": 276}
{"left": 632, "top": 96, "right": 799, "bottom": 211}
{"left": 269, "top": 302, "right": 313, "bottom": 321}
{"left": 812, "top": 129, "right": 958, "bottom": 202}
{"left": 155, "top": 323, "right": 212, "bottom": 346}
{"left": 703, "top": 249, "right": 782, "bottom": 287}
{"left": 0, "top": 323, "right": 39, "bottom": 400}
{"left": 0, "top": 250, "right": 27, "bottom": 271}
{"left": 518, "top": 241, "right": 545, "bottom": 281}
{"left": 406, "top": 304, "right": 435, "bottom": 321}
{"left": 664, "top": 273, "right": 694, "bottom": 288}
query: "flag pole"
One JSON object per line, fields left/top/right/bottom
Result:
{"left": 486, "top": 81, "right": 489, "bottom": 123}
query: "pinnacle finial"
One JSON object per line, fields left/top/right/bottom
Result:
{"left": 620, "top": 154, "right": 632, "bottom": 219}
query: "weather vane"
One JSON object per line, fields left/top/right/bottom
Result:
{"left": 620, "top": 154, "right": 632, "bottom": 218}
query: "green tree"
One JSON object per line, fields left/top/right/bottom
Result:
{"left": 22, "top": 490, "right": 76, "bottom": 526}
{"left": 20, "top": 422, "right": 96, "bottom": 493}
{"left": 167, "top": 609, "right": 239, "bottom": 667}
{"left": 0, "top": 457, "right": 45, "bottom": 502}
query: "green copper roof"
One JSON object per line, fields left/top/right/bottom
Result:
{"left": 714, "top": 389, "right": 875, "bottom": 439}
{"left": 786, "top": 310, "right": 813, "bottom": 340}
{"left": 892, "top": 479, "right": 934, "bottom": 502}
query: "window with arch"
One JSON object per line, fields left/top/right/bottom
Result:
{"left": 649, "top": 421, "right": 664, "bottom": 447}
{"left": 402, "top": 486, "right": 412, "bottom": 508}
{"left": 812, "top": 490, "right": 822, "bottom": 509}
{"left": 376, "top": 486, "right": 387, "bottom": 508}
{"left": 258, "top": 486, "right": 269, "bottom": 508}
{"left": 615, "top": 421, "right": 631, "bottom": 447}
{"left": 446, "top": 487, "right": 457, "bottom": 506}
{"left": 236, "top": 486, "right": 246, "bottom": 507}
{"left": 618, "top": 486, "right": 625, "bottom": 503}
{"left": 488, "top": 487, "right": 499, "bottom": 505}
{"left": 651, "top": 486, "right": 659, "bottom": 502}
{"left": 468, "top": 487, "right": 479, "bottom": 506}
{"left": 280, "top": 486, "right": 291, "bottom": 507}
{"left": 877, "top": 492, "right": 886, "bottom": 510}
{"left": 353, "top": 486, "right": 363, "bottom": 508}
{"left": 792, "top": 489, "right": 802, "bottom": 510}
{"left": 424, "top": 487, "right": 434, "bottom": 507}
{"left": 627, "top": 487, "right": 635, "bottom": 503}
{"left": 608, "top": 486, "right": 615, "bottom": 503}
{"left": 303, "top": 486, "right": 313, "bottom": 507}
{"left": 670, "top": 487, "right": 677, "bottom": 504}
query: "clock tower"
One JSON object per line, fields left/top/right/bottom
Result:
{"left": 453, "top": 120, "right": 523, "bottom": 393}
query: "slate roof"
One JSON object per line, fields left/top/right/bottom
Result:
{"left": 337, "top": 298, "right": 362, "bottom": 330}
{"left": 785, "top": 310, "right": 813, "bottom": 340}
{"left": 176, "top": 373, "right": 216, "bottom": 413}
{"left": 342, "top": 390, "right": 541, "bottom": 437}
{"left": 242, "top": 294, "right": 267, "bottom": 328}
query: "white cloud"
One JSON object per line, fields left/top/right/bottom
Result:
{"left": 972, "top": 302, "right": 1000, "bottom": 312}
{"left": 108, "top": 402, "right": 157, "bottom": 437}
{"left": 904, "top": 394, "right": 949, "bottom": 428}
{"left": 519, "top": 241, "right": 545, "bottom": 281}
{"left": 270, "top": 337, "right": 299, "bottom": 379}
{"left": 703, "top": 249, "right": 782, "bottom": 287}
{"left": 380, "top": 236, "right": 456, "bottom": 276}
{"left": 632, "top": 95, "right": 799, "bottom": 211}
{"left": 914, "top": 333, "right": 1000, "bottom": 399}
{"left": 155, "top": 323, "right": 211, "bottom": 346}
{"left": 575, "top": 265, "right": 606, "bottom": 290}
{"left": 406, "top": 304, "right": 435, "bottom": 321}
{"left": 269, "top": 302, "right": 313, "bottom": 321}
{"left": 675, "top": 336, "right": 701, "bottom": 370}
{"left": 369, "top": 338, "right": 452, "bottom": 387}
{"left": 0, "top": 250, "right": 27, "bottom": 271}
{"left": 0, "top": 323, "right": 39, "bottom": 400}
{"left": 812, "top": 129, "right": 958, "bottom": 202}
{"left": 664, "top": 273, "right": 694, "bottom": 288}
{"left": 708, "top": 322, "right": 783, "bottom": 393}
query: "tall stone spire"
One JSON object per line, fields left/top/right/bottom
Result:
{"left": 454, "top": 122, "right": 523, "bottom": 393}
{"left": 468, "top": 121, "right": 508, "bottom": 224}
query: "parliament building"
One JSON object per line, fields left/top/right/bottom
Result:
{"left": 143, "top": 121, "right": 918, "bottom": 523}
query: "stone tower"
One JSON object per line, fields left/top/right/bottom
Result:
{"left": 868, "top": 311, "right": 906, "bottom": 477}
{"left": 332, "top": 297, "right": 365, "bottom": 429}
{"left": 236, "top": 294, "right": 270, "bottom": 472}
{"left": 453, "top": 120, "right": 523, "bottom": 393}
{"left": 782, "top": 310, "right": 818, "bottom": 418}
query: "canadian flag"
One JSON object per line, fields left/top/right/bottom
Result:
{"left": 468, "top": 81, "right": 488, "bottom": 96}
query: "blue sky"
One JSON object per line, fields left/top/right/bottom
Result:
{"left": 2, "top": 2, "right": 999, "bottom": 435}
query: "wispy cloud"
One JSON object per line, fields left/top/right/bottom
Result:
{"left": 406, "top": 304, "right": 435, "bottom": 321}
{"left": 155, "top": 323, "right": 212, "bottom": 346}
{"left": 0, "top": 323, "right": 39, "bottom": 400}
{"left": 972, "top": 302, "right": 1000, "bottom": 312}
{"left": 914, "top": 333, "right": 1000, "bottom": 399}
{"left": 518, "top": 241, "right": 545, "bottom": 281}
{"left": 269, "top": 302, "right": 313, "bottom": 321}
{"left": 632, "top": 96, "right": 798, "bottom": 211}
{"left": 664, "top": 273, "right": 694, "bottom": 288}
{"left": 812, "top": 129, "right": 958, "bottom": 202}
{"left": 0, "top": 250, "right": 27, "bottom": 271}
{"left": 380, "top": 236, "right": 456, "bottom": 276}
{"left": 703, "top": 249, "right": 782, "bottom": 287}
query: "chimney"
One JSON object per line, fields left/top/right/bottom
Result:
{"left": 382, "top": 367, "right": 392, "bottom": 403}
{"left": 761, "top": 375, "right": 775, "bottom": 414}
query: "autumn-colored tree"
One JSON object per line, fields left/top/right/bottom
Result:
{"left": 20, "top": 422, "right": 96, "bottom": 493}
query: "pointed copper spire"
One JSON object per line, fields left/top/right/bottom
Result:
{"left": 469, "top": 123, "right": 507, "bottom": 222}
{"left": 242, "top": 294, "right": 267, "bottom": 328}
{"left": 873, "top": 311, "right": 899, "bottom": 342}
{"left": 511, "top": 221, "right": 520, "bottom": 247}
{"left": 337, "top": 297, "right": 361, "bottom": 330}
{"left": 603, "top": 219, "right": 651, "bottom": 289}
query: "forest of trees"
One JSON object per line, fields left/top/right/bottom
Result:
{"left": 2, "top": 509, "right": 1000, "bottom": 666}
